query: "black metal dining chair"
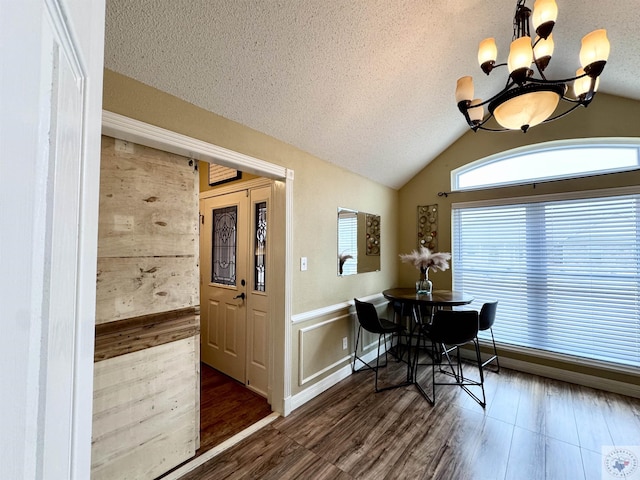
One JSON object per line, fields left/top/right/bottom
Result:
{"left": 353, "top": 298, "right": 411, "bottom": 392}
{"left": 478, "top": 301, "right": 500, "bottom": 373}
{"left": 414, "top": 309, "right": 486, "bottom": 407}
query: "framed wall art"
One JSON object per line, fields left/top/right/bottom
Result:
{"left": 417, "top": 204, "right": 438, "bottom": 251}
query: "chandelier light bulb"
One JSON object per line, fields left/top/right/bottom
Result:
{"left": 580, "top": 29, "right": 610, "bottom": 69}
{"left": 455, "top": 76, "right": 474, "bottom": 104}
{"left": 468, "top": 99, "right": 485, "bottom": 123}
{"left": 533, "top": 34, "right": 554, "bottom": 59}
{"left": 574, "top": 68, "right": 600, "bottom": 98}
{"left": 508, "top": 36, "right": 533, "bottom": 74}
{"left": 478, "top": 38, "right": 498, "bottom": 73}
{"left": 532, "top": 0, "right": 558, "bottom": 38}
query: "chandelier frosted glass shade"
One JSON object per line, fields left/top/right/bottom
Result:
{"left": 455, "top": 0, "right": 610, "bottom": 133}
{"left": 490, "top": 85, "right": 563, "bottom": 131}
{"left": 532, "top": 0, "right": 558, "bottom": 37}
{"left": 580, "top": 29, "right": 610, "bottom": 70}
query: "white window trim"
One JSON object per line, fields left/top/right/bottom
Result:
{"left": 451, "top": 137, "right": 640, "bottom": 192}
{"left": 451, "top": 185, "right": 640, "bottom": 210}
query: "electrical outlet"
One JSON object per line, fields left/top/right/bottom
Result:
{"left": 342, "top": 337, "right": 348, "bottom": 350}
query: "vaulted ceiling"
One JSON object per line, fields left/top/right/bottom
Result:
{"left": 104, "top": 0, "right": 640, "bottom": 189}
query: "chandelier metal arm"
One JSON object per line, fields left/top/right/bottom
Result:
{"left": 455, "top": 0, "right": 610, "bottom": 133}
{"left": 525, "top": 70, "right": 594, "bottom": 86}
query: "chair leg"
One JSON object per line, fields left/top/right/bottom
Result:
{"left": 375, "top": 333, "right": 382, "bottom": 392}
{"left": 439, "top": 343, "right": 460, "bottom": 381}
{"left": 413, "top": 325, "right": 435, "bottom": 404}
{"left": 434, "top": 340, "right": 486, "bottom": 408}
{"left": 352, "top": 325, "right": 362, "bottom": 372}
{"left": 480, "top": 327, "right": 500, "bottom": 373}
{"left": 490, "top": 327, "right": 500, "bottom": 373}
{"left": 384, "top": 333, "right": 389, "bottom": 367}
{"left": 460, "top": 339, "right": 486, "bottom": 408}
{"left": 431, "top": 338, "right": 436, "bottom": 405}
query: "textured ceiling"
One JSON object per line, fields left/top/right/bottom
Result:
{"left": 104, "top": 0, "right": 640, "bottom": 189}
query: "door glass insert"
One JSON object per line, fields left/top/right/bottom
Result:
{"left": 255, "top": 201, "right": 267, "bottom": 292}
{"left": 212, "top": 205, "right": 237, "bottom": 285}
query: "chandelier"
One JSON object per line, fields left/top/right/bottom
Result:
{"left": 455, "top": 0, "right": 610, "bottom": 133}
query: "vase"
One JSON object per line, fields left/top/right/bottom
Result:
{"left": 416, "top": 274, "right": 433, "bottom": 294}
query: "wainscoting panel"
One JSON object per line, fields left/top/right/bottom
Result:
{"left": 293, "top": 294, "right": 388, "bottom": 396}
{"left": 298, "top": 313, "right": 353, "bottom": 386}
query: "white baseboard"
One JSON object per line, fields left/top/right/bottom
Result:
{"left": 291, "top": 342, "right": 640, "bottom": 416}
{"left": 459, "top": 349, "right": 640, "bottom": 399}
{"left": 499, "top": 355, "right": 640, "bottom": 399}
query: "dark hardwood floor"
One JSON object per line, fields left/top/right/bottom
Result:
{"left": 179, "top": 355, "right": 640, "bottom": 480}
{"left": 159, "top": 363, "right": 272, "bottom": 479}
{"left": 198, "top": 363, "right": 272, "bottom": 454}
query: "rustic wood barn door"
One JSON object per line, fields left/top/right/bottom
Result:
{"left": 92, "top": 137, "right": 200, "bottom": 480}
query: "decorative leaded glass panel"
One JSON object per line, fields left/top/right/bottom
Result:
{"left": 211, "top": 205, "right": 237, "bottom": 285}
{"left": 255, "top": 201, "right": 267, "bottom": 292}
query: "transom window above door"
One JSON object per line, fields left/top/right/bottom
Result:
{"left": 451, "top": 140, "right": 640, "bottom": 191}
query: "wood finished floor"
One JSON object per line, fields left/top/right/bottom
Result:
{"left": 159, "top": 363, "right": 272, "bottom": 479}
{"left": 179, "top": 356, "right": 640, "bottom": 480}
{"left": 197, "top": 363, "right": 272, "bottom": 454}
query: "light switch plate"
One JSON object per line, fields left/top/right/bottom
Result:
{"left": 300, "top": 257, "right": 308, "bottom": 271}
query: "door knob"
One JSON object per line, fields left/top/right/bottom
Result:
{"left": 233, "top": 292, "right": 245, "bottom": 300}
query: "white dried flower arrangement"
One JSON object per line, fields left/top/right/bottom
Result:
{"left": 399, "top": 247, "right": 451, "bottom": 274}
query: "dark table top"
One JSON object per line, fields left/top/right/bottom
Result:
{"left": 382, "top": 288, "right": 474, "bottom": 307}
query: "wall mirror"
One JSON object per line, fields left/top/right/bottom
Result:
{"left": 337, "top": 208, "right": 380, "bottom": 276}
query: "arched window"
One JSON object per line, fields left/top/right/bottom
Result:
{"left": 451, "top": 139, "right": 640, "bottom": 191}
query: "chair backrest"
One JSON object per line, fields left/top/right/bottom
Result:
{"left": 479, "top": 301, "right": 498, "bottom": 331}
{"left": 429, "top": 309, "right": 479, "bottom": 346}
{"left": 354, "top": 298, "right": 386, "bottom": 334}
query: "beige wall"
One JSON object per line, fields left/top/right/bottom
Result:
{"left": 103, "top": 69, "right": 640, "bottom": 397}
{"left": 398, "top": 93, "right": 640, "bottom": 386}
{"left": 399, "top": 93, "right": 640, "bottom": 286}
{"left": 103, "top": 69, "right": 399, "bottom": 314}
{"left": 103, "top": 69, "right": 399, "bottom": 397}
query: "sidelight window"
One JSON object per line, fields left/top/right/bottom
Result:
{"left": 254, "top": 201, "right": 267, "bottom": 292}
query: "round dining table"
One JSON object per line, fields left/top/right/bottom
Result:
{"left": 382, "top": 288, "right": 475, "bottom": 309}
{"left": 382, "top": 288, "right": 475, "bottom": 383}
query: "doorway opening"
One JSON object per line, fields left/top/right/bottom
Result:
{"left": 102, "top": 112, "right": 293, "bottom": 478}
{"left": 197, "top": 172, "right": 275, "bottom": 456}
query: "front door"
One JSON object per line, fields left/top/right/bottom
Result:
{"left": 200, "top": 185, "right": 271, "bottom": 396}
{"left": 201, "top": 191, "right": 249, "bottom": 382}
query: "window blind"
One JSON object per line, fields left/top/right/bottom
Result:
{"left": 452, "top": 192, "right": 640, "bottom": 369}
{"left": 338, "top": 212, "right": 358, "bottom": 275}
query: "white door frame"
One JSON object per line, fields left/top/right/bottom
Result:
{"left": 1, "top": 1, "right": 105, "bottom": 479}
{"left": 102, "top": 111, "right": 294, "bottom": 414}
